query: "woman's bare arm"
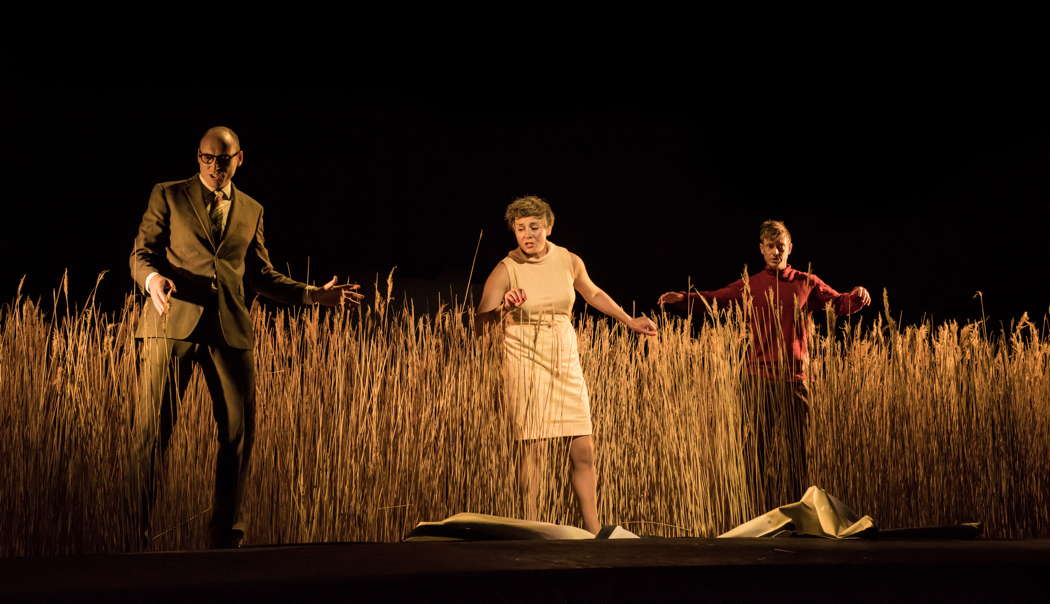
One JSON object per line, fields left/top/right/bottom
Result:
{"left": 571, "top": 254, "right": 656, "bottom": 336}
{"left": 477, "top": 262, "right": 517, "bottom": 325}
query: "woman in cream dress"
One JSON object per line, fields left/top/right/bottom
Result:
{"left": 478, "top": 196, "right": 657, "bottom": 534}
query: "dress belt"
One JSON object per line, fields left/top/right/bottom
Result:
{"left": 507, "top": 314, "right": 572, "bottom": 327}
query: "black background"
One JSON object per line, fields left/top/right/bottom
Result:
{"left": 3, "top": 84, "right": 1047, "bottom": 325}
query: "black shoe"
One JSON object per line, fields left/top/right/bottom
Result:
{"left": 211, "top": 529, "right": 245, "bottom": 549}
{"left": 139, "top": 530, "right": 152, "bottom": 552}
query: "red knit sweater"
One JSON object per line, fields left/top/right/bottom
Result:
{"left": 669, "top": 265, "right": 868, "bottom": 381}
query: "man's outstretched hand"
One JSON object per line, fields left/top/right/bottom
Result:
{"left": 851, "top": 286, "right": 872, "bottom": 306}
{"left": 657, "top": 291, "right": 685, "bottom": 307}
{"left": 313, "top": 275, "right": 365, "bottom": 307}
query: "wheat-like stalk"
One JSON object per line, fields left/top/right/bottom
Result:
{"left": 0, "top": 280, "right": 1046, "bottom": 556}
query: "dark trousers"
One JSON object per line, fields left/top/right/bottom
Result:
{"left": 741, "top": 378, "right": 810, "bottom": 513}
{"left": 134, "top": 335, "right": 255, "bottom": 546}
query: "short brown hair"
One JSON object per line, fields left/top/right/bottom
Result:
{"left": 504, "top": 196, "right": 555, "bottom": 230}
{"left": 759, "top": 219, "right": 791, "bottom": 242}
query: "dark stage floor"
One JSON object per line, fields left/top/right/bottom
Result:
{"left": 2, "top": 538, "right": 1048, "bottom": 603}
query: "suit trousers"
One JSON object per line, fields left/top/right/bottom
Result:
{"left": 741, "top": 377, "right": 810, "bottom": 514}
{"left": 134, "top": 331, "right": 255, "bottom": 546}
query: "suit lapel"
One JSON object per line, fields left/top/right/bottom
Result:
{"left": 185, "top": 175, "right": 217, "bottom": 249}
{"left": 219, "top": 183, "right": 245, "bottom": 252}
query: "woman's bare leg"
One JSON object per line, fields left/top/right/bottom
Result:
{"left": 569, "top": 435, "right": 600, "bottom": 534}
{"left": 519, "top": 440, "right": 544, "bottom": 521}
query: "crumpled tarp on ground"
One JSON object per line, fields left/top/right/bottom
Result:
{"left": 407, "top": 488, "right": 978, "bottom": 542}
{"left": 720, "top": 486, "right": 878, "bottom": 539}
{"left": 405, "top": 512, "right": 639, "bottom": 541}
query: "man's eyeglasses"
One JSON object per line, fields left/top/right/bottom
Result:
{"left": 198, "top": 150, "right": 241, "bottom": 165}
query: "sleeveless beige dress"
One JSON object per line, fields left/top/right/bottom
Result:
{"left": 501, "top": 241, "right": 592, "bottom": 440}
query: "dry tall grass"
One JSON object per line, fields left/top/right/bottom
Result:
{"left": 1, "top": 278, "right": 1047, "bottom": 556}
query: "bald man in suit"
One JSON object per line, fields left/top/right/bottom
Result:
{"left": 130, "top": 126, "right": 362, "bottom": 549}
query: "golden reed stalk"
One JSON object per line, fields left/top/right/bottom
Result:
{"left": 0, "top": 278, "right": 1047, "bottom": 556}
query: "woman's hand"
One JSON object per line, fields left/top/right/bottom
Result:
{"left": 625, "top": 315, "right": 658, "bottom": 336}
{"left": 503, "top": 288, "right": 527, "bottom": 308}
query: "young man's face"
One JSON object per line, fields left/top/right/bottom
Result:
{"left": 759, "top": 235, "right": 792, "bottom": 270}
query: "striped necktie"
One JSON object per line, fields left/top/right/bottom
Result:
{"left": 210, "top": 190, "right": 230, "bottom": 241}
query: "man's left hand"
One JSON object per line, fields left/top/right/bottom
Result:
{"left": 313, "top": 275, "right": 365, "bottom": 307}
{"left": 851, "top": 286, "right": 872, "bottom": 306}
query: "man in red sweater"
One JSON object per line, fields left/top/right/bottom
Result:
{"left": 658, "top": 220, "right": 871, "bottom": 512}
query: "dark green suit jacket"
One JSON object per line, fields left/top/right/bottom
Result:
{"left": 130, "top": 175, "right": 309, "bottom": 349}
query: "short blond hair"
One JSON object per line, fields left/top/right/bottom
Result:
{"left": 504, "top": 196, "right": 554, "bottom": 231}
{"left": 759, "top": 219, "right": 791, "bottom": 242}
